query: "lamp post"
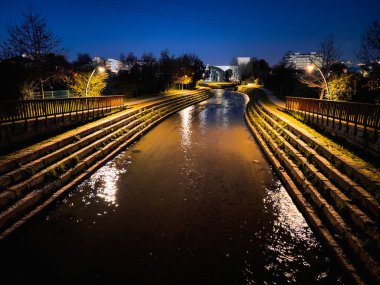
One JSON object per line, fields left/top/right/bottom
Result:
{"left": 306, "top": 59, "right": 329, "bottom": 99}
{"left": 85, "top": 66, "right": 106, "bottom": 97}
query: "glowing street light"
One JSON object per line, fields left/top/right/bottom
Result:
{"left": 306, "top": 59, "right": 329, "bottom": 99}
{"left": 85, "top": 66, "right": 106, "bottom": 97}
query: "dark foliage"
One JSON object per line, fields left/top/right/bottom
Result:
{"left": 107, "top": 50, "right": 205, "bottom": 97}
{"left": 239, "top": 58, "right": 270, "bottom": 84}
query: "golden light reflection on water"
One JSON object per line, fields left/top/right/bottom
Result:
{"left": 86, "top": 158, "right": 127, "bottom": 205}
{"left": 199, "top": 107, "right": 207, "bottom": 135}
{"left": 243, "top": 179, "right": 331, "bottom": 284}
{"left": 214, "top": 92, "right": 229, "bottom": 128}
{"left": 55, "top": 150, "right": 133, "bottom": 228}
{"left": 179, "top": 105, "right": 194, "bottom": 147}
{"left": 91, "top": 168, "right": 118, "bottom": 204}
{"left": 268, "top": 184, "right": 314, "bottom": 241}
{"left": 179, "top": 105, "right": 200, "bottom": 190}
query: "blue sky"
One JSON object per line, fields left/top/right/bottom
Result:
{"left": 0, "top": 0, "right": 379, "bottom": 65}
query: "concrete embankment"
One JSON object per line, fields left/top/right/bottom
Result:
{"left": 0, "top": 89, "right": 214, "bottom": 239}
{"left": 242, "top": 88, "right": 380, "bottom": 285}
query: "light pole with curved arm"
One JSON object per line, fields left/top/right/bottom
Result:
{"left": 307, "top": 58, "right": 329, "bottom": 99}
{"left": 85, "top": 66, "right": 106, "bottom": 97}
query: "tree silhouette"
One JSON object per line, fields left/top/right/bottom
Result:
{"left": 299, "top": 35, "right": 342, "bottom": 99}
{"left": 358, "top": 21, "right": 380, "bottom": 63}
{"left": 0, "top": 9, "right": 64, "bottom": 98}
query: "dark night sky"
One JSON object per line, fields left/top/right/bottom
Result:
{"left": 0, "top": 0, "right": 379, "bottom": 65}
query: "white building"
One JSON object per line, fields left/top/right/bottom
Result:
{"left": 237, "top": 57, "right": 250, "bottom": 66}
{"left": 93, "top": 56, "right": 104, "bottom": 64}
{"left": 284, "top": 52, "right": 323, "bottom": 70}
{"left": 204, "top": 56, "right": 253, "bottom": 82}
{"left": 105, "top": 58, "right": 125, "bottom": 73}
{"left": 215, "top": 65, "right": 239, "bottom": 81}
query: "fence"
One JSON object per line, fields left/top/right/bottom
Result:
{"left": 32, "top": 90, "right": 71, "bottom": 100}
{"left": 286, "top": 96, "right": 380, "bottom": 140}
{"left": 0, "top": 96, "right": 124, "bottom": 125}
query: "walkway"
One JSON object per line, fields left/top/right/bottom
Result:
{"left": 124, "top": 96, "right": 164, "bottom": 106}
{"left": 124, "top": 90, "right": 199, "bottom": 107}
{"left": 260, "top": 88, "right": 285, "bottom": 108}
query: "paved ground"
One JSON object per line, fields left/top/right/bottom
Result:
{"left": 124, "top": 90, "right": 200, "bottom": 107}
{"left": 260, "top": 88, "right": 285, "bottom": 108}
{"left": 124, "top": 96, "right": 165, "bottom": 106}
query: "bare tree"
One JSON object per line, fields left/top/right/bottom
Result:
{"left": 318, "top": 35, "right": 342, "bottom": 72}
{"left": 299, "top": 36, "right": 342, "bottom": 99}
{"left": 0, "top": 10, "right": 61, "bottom": 59}
{"left": 358, "top": 21, "right": 380, "bottom": 63}
{"left": 298, "top": 73, "right": 326, "bottom": 98}
{"left": 73, "top": 53, "right": 93, "bottom": 71}
{"left": 0, "top": 9, "right": 64, "bottom": 98}
{"left": 121, "top": 52, "right": 138, "bottom": 68}
{"left": 230, "top": 57, "right": 238, "bottom": 66}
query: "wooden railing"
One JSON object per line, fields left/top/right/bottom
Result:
{"left": 286, "top": 96, "right": 380, "bottom": 139}
{"left": 0, "top": 96, "right": 124, "bottom": 125}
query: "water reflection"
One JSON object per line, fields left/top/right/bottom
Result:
{"left": 64, "top": 154, "right": 129, "bottom": 210}
{"left": 91, "top": 166, "right": 120, "bottom": 204}
{"left": 266, "top": 181, "right": 316, "bottom": 242}
{"left": 179, "top": 105, "right": 199, "bottom": 190}
{"left": 215, "top": 91, "right": 230, "bottom": 128}
{"left": 179, "top": 105, "right": 193, "bottom": 147}
{"left": 198, "top": 105, "right": 207, "bottom": 135}
{"left": 243, "top": 179, "right": 339, "bottom": 284}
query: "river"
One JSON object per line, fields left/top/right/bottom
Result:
{"left": 0, "top": 90, "right": 345, "bottom": 284}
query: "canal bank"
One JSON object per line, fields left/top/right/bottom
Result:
{"left": 0, "top": 89, "right": 213, "bottom": 239}
{"left": 243, "top": 87, "right": 380, "bottom": 284}
{"left": 0, "top": 90, "right": 345, "bottom": 284}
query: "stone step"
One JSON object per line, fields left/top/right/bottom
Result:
{"left": 0, "top": 93, "right": 209, "bottom": 209}
{"left": 0, "top": 92, "right": 208, "bottom": 186}
{"left": 0, "top": 91, "right": 208, "bottom": 175}
{"left": 252, "top": 104, "right": 380, "bottom": 252}
{"left": 258, "top": 100, "right": 380, "bottom": 200}
{"left": 0, "top": 90, "right": 213, "bottom": 239}
{"left": 254, "top": 102, "right": 380, "bottom": 221}
{"left": 244, "top": 102, "right": 364, "bottom": 285}
{"left": 245, "top": 101, "right": 380, "bottom": 284}
{"left": 0, "top": 93, "right": 204, "bottom": 189}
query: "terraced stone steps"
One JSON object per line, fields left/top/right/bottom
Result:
{"left": 244, "top": 91, "right": 380, "bottom": 284}
{"left": 254, "top": 105, "right": 380, "bottom": 235}
{"left": 259, "top": 101, "right": 380, "bottom": 205}
{"left": 0, "top": 94, "right": 203, "bottom": 206}
{"left": 0, "top": 94, "right": 204, "bottom": 188}
{"left": 0, "top": 89, "right": 213, "bottom": 238}
{"left": 0, "top": 92, "right": 206, "bottom": 176}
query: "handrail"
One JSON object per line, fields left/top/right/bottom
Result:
{"left": 286, "top": 96, "right": 380, "bottom": 139}
{"left": 0, "top": 96, "right": 124, "bottom": 124}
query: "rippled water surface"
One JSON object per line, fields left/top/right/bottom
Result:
{"left": 0, "top": 90, "right": 345, "bottom": 283}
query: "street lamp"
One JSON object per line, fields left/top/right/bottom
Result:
{"left": 85, "top": 66, "right": 106, "bottom": 97}
{"left": 306, "top": 59, "right": 329, "bottom": 99}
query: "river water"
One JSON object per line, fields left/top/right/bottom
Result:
{"left": 0, "top": 90, "right": 345, "bottom": 284}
